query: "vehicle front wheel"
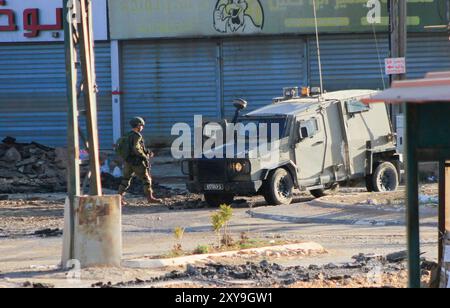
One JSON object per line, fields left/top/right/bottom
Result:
{"left": 263, "top": 168, "right": 294, "bottom": 206}
{"left": 372, "top": 162, "right": 399, "bottom": 192}
{"left": 204, "top": 193, "right": 235, "bottom": 208}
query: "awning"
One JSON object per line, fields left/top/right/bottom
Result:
{"left": 362, "top": 71, "right": 450, "bottom": 104}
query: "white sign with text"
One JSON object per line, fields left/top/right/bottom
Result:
{"left": 385, "top": 57, "right": 407, "bottom": 75}
{"left": 0, "top": 0, "right": 107, "bottom": 42}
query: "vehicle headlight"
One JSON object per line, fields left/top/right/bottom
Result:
{"left": 229, "top": 161, "right": 250, "bottom": 174}
{"left": 234, "top": 162, "right": 244, "bottom": 173}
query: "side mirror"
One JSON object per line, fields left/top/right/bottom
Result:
{"left": 232, "top": 99, "right": 248, "bottom": 123}
{"left": 233, "top": 99, "right": 248, "bottom": 111}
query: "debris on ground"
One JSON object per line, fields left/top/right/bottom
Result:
{"left": 0, "top": 198, "right": 64, "bottom": 238}
{"left": 419, "top": 195, "right": 439, "bottom": 206}
{"left": 22, "top": 281, "right": 55, "bottom": 289}
{"left": 0, "top": 137, "right": 68, "bottom": 194}
{"left": 91, "top": 253, "right": 435, "bottom": 289}
{"left": 320, "top": 185, "right": 439, "bottom": 209}
{"left": 34, "top": 228, "right": 63, "bottom": 238}
{"left": 102, "top": 172, "right": 177, "bottom": 198}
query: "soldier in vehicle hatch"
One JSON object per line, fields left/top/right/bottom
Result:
{"left": 117, "top": 117, "right": 163, "bottom": 206}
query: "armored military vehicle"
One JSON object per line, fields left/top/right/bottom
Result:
{"left": 182, "top": 88, "right": 400, "bottom": 207}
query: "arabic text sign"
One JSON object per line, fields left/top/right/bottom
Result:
{"left": 385, "top": 58, "right": 407, "bottom": 75}
{"left": 0, "top": 0, "right": 108, "bottom": 42}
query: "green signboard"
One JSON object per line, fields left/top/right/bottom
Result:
{"left": 108, "top": 0, "right": 448, "bottom": 40}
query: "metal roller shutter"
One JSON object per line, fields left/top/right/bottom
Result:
{"left": 407, "top": 33, "right": 450, "bottom": 79}
{"left": 308, "top": 34, "right": 390, "bottom": 91}
{"left": 222, "top": 37, "right": 306, "bottom": 119}
{"left": 121, "top": 41, "right": 218, "bottom": 146}
{"left": 0, "top": 43, "right": 112, "bottom": 149}
{"left": 309, "top": 33, "right": 450, "bottom": 91}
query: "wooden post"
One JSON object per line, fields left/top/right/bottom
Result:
{"left": 78, "top": 0, "right": 102, "bottom": 196}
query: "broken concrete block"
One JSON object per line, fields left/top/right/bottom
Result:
{"left": 54, "top": 147, "right": 68, "bottom": 169}
{"left": 3, "top": 147, "right": 21, "bottom": 163}
{"left": 2, "top": 136, "right": 16, "bottom": 144}
{"left": 16, "top": 157, "right": 37, "bottom": 167}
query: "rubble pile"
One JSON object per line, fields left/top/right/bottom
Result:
{"left": 94, "top": 253, "right": 436, "bottom": 288}
{"left": 0, "top": 137, "right": 67, "bottom": 194}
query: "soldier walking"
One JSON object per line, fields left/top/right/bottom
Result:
{"left": 118, "top": 117, "right": 163, "bottom": 206}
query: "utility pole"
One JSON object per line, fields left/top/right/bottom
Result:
{"left": 78, "top": 0, "right": 102, "bottom": 196}
{"left": 63, "top": 0, "right": 81, "bottom": 261}
{"left": 62, "top": 0, "right": 120, "bottom": 269}
{"left": 389, "top": 0, "right": 408, "bottom": 119}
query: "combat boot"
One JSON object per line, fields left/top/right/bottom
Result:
{"left": 119, "top": 193, "right": 129, "bottom": 206}
{"left": 147, "top": 194, "right": 163, "bottom": 204}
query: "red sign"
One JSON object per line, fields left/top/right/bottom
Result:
{"left": 0, "top": 0, "right": 62, "bottom": 38}
{"left": 0, "top": 0, "right": 107, "bottom": 42}
{"left": 385, "top": 57, "right": 407, "bottom": 75}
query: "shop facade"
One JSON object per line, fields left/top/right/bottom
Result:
{"left": 110, "top": 0, "right": 450, "bottom": 146}
{"left": 0, "top": 0, "right": 111, "bottom": 147}
{"left": 1, "top": 0, "right": 449, "bottom": 148}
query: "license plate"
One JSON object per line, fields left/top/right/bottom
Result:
{"left": 205, "top": 184, "right": 224, "bottom": 191}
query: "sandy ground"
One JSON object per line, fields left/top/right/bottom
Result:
{"left": 0, "top": 184, "right": 440, "bottom": 288}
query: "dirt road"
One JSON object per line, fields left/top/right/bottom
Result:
{"left": 0, "top": 185, "right": 440, "bottom": 288}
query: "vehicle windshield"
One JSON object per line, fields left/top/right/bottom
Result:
{"left": 235, "top": 116, "right": 288, "bottom": 143}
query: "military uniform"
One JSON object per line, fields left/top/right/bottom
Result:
{"left": 118, "top": 131, "right": 154, "bottom": 199}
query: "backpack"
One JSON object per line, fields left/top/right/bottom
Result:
{"left": 115, "top": 132, "right": 132, "bottom": 160}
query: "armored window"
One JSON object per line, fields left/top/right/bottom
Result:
{"left": 346, "top": 99, "right": 370, "bottom": 114}
{"left": 299, "top": 118, "right": 319, "bottom": 139}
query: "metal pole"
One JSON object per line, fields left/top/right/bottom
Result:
{"left": 405, "top": 103, "right": 421, "bottom": 288}
{"left": 312, "top": 0, "right": 324, "bottom": 96}
{"left": 63, "top": 0, "right": 81, "bottom": 260}
{"left": 78, "top": 0, "right": 102, "bottom": 196}
{"left": 390, "top": 0, "right": 407, "bottom": 120}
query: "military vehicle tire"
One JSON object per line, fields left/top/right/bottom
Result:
{"left": 264, "top": 168, "right": 294, "bottom": 205}
{"left": 204, "top": 193, "right": 235, "bottom": 208}
{"left": 372, "top": 162, "right": 399, "bottom": 192}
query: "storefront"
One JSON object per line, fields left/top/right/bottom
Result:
{"left": 109, "top": 0, "right": 450, "bottom": 146}
{"left": 0, "top": 0, "right": 111, "bottom": 148}
{"left": 1, "top": 0, "right": 449, "bottom": 148}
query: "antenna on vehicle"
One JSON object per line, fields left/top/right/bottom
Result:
{"left": 312, "top": 0, "right": 324, "bottom": 100}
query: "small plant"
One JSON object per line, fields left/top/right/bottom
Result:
{"left": 173, "top": 227, "right": 185, "bottom": 252}
{"left": 240, "top": 232, "right": 250, "bottom": 241}
{"left": 194, "top": 245, "right": 210, "bottom": 255}
{"left": 211, "top": 204, "right": 234, "bottom": 248}
{"left": 174, "top": 227, "right": 185, "bottom": 241}
{"left": 211, "top": 212, "right": 225, "bottom": 248}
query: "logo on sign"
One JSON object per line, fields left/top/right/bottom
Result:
{"left": 213, "top": 0, "right": 264, "bottom": 34}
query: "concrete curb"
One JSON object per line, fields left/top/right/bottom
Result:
{"left": 123, "top": 242, "right": 325, "bottom": 269}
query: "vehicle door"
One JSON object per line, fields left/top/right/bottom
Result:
{"left": 294, "top": 112, "right": 327, "bottom": 183}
